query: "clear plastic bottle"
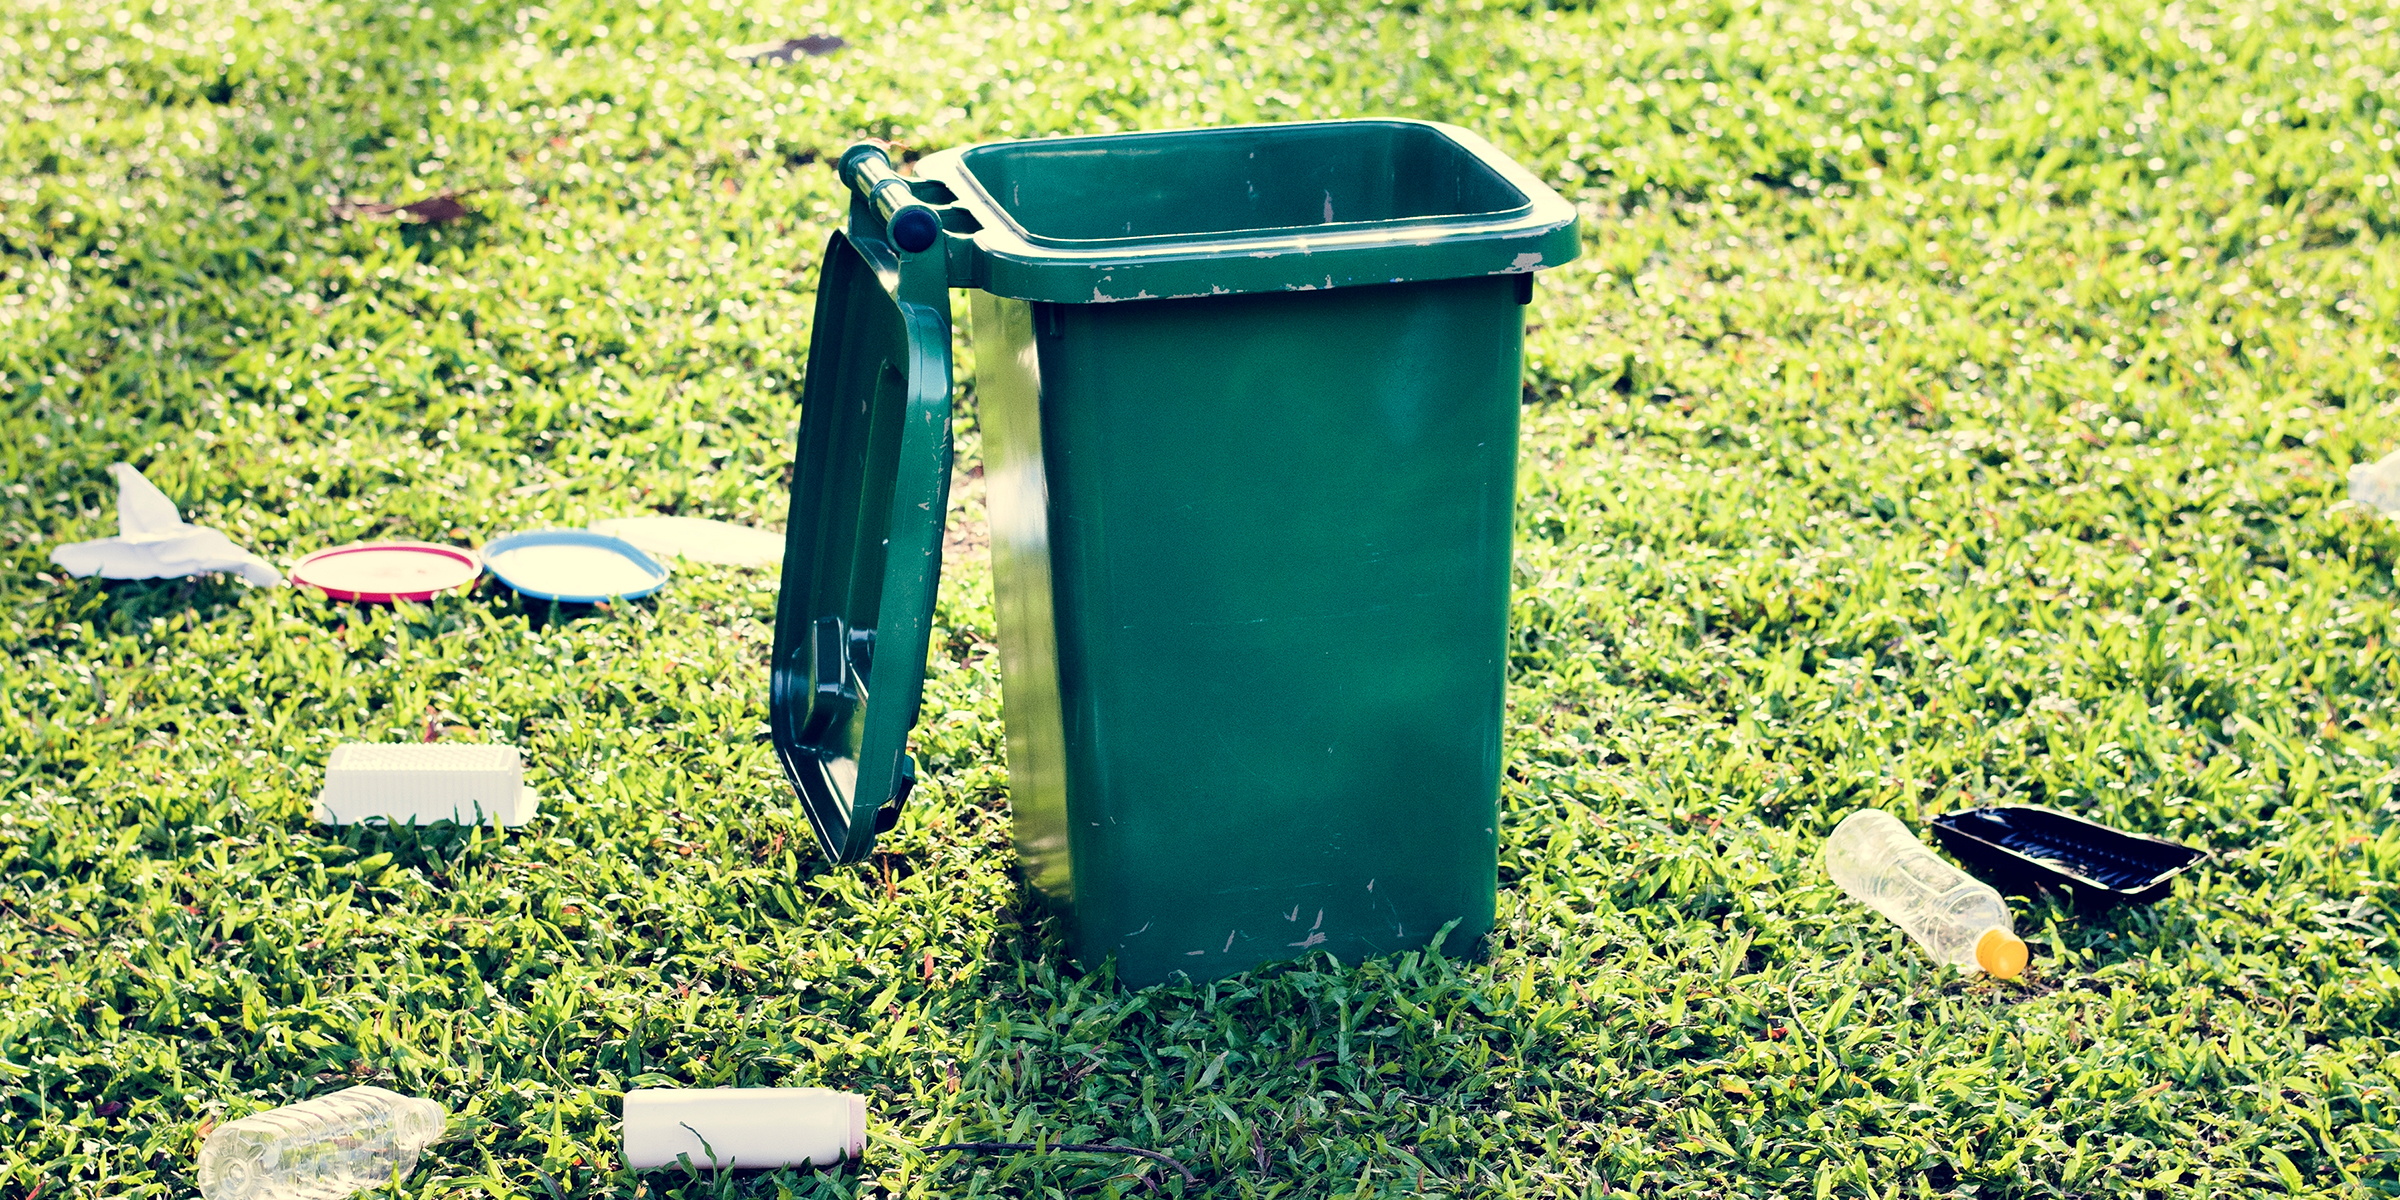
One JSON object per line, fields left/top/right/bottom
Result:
{"left": 197, "top": 1086, "right": 446, "bottom": 1200}
{"left": 1824, "top": 808, "right": 2029, "bottom": 978}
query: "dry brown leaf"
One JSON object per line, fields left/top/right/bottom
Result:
{"left": 727, "top": 34, "right": 845, "bottom": 63}
{"left": 332, "top": 189, "right": 478, "bottom": 224}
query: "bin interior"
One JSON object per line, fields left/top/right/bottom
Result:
{"left": 956, "top": 121, "right": 1530, "bottom": 246}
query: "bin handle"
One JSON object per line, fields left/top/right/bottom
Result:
{"left": 840, "top": 142, "right": 943, "bottom": 254}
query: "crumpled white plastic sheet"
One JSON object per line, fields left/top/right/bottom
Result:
{"left": 47, "top": 463, "right": 283, "bottom": 587}
{"left": 2350, "top": 450, "right": 2400, "bottom": 517}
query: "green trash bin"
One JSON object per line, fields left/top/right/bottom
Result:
{"left": 772, "top": 120, "right": 1578, "bottom": 986}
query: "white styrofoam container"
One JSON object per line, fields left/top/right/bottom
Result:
{"left": 315, "top": 743, "right": 539, "bottom": 827}
{"left": 621, "top": 1088, "right": 866, "bottom": 1171}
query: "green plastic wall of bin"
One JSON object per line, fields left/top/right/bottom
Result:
{"left": 774, "top": 121, "right": 1577, "bottom": 986}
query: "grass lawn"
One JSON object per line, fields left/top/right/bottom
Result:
{"left": 6, "top": 0, "right": 2400, "bottom": 1195}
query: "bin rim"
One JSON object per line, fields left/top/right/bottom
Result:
{"left": 917, "top": 118, "right": 1579, "bottom": 304}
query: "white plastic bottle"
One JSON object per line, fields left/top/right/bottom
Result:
{"left": 621, "top": 1088, "right": 867, "bottom": 1170}
{"left": 197, "top": 1086, "right": 446, "bottom": 1200}
{"left": 1824, "top": 809, "right": 2029, "bottom": 979}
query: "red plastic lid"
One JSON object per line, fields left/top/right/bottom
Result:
{"left": 290, "top": 541, "right": 482, "bottom": 603}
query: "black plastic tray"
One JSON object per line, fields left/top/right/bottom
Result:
{"left": 1929, "top": 805, "right": 2206, "bottom": 906}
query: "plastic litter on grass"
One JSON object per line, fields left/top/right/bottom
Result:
{"left": 480, "top": 530, "right": 671, "bottom": 602}
{"left": 588, "top": 516, "right": 784, "bottom": 567}
{"left": 2347, "top": 449, "right": 2400, "bottom": 515}
{"left": 197, "top": 1086, "right": 446, "bottom": 1200}
{"left": 1825, "top": 808, "right": 2029, "bottom": 979}
{"left": 47, "top": 463, "right": 282, "bottom": 587}
{"left": 288, "top": 542, "right": 482, "bottom": 603}
{"left": 316, "top": 743, "right": 538, "bottom": 828}
{"left": 620, "top": 1088, "right": 864, "bottom": 1171}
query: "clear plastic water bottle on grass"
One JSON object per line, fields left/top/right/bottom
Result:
{"left": 197, "top": 1086, "right": 446, "bottom": 1200}
{"left": 1825, "top": 808, "right": 2028, "bottom": 979}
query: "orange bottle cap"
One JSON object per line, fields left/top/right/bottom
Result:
{"left": 1975, "top": 928, "right": 2029, "bottom": 979}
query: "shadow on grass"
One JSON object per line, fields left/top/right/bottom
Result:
{"left": 622, "top": 1165, "right": 861, "bottom": 1200}
{"left": 35, "top": 574, "right": 256, "bottom": 639}
{"left": 2015, "top": 883, "right": 2214, "bottom": 973}
{"left": 322, "top": 811, "right": 529, "bottom": 879}
{"left": 476, "top": 582, "right": 666, "bottom": 631}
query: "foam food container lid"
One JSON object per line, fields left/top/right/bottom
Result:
{"left": 316, "top": 743, "right": 539, "bottom": 827}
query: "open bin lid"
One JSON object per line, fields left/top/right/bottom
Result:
{"left": 770, "top": 158, "right": 955, "bottom": 864}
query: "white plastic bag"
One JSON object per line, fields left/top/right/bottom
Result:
{"left": 48, "top": 463, "right": 282, "bottom": 586}
{"left": 2348, "top": 449, "right": 2400, "bottom": 516}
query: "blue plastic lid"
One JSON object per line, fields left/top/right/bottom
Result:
{"left": 482, "top": 529, "right": 671, "bottom": 602}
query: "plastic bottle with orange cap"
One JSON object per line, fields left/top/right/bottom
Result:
{"left": 1825, "top": 808, "right": 2031, "bottom": 980}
